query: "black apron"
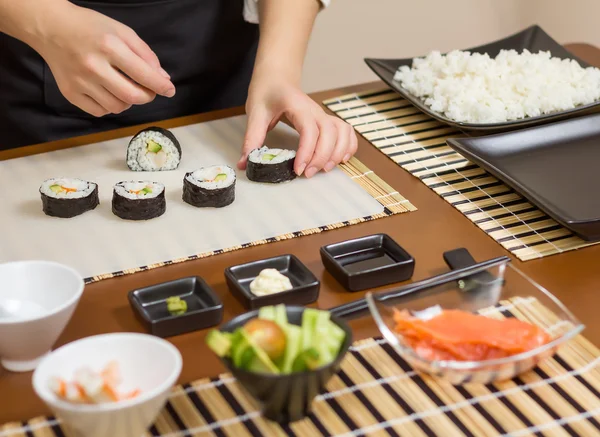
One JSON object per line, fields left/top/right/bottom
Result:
{"left": 0, "top": 0, "right": 259, "bottom": 150}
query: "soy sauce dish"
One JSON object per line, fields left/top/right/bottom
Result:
{"left": 206, "top": 305, "right": 352, "bottom": 423}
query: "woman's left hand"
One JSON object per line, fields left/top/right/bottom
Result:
{"left": 239, "top": 77, "right": 358, "bottom": 178}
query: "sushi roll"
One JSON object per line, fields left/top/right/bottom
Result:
{"left": 246, "top": 146, "right": 297, "bottom": 183}
{"left": 40, "top": 178, "right": 99, "bottom": 218}
{"left": 183, "top": 165, "right": 236, "bottom": 208}
{"left": 112, "top": 181, "right": 166, "bottom": 220}
{"left": 126, "top": 127, "right": 181, "bottom": 171}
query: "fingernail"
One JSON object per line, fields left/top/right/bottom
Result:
{"left": 296, "top": 162, "right": 307, "bottom": 176}
{"left": 343, "top": 154, "right": 351, "bottom": 163}
{"left": 305, "top": 166, "right": 318, "bottom": 178}
{"left": 162, "top": 87, "right": 175, "bottom": 98}
{"left": 324, "top": 161, "right": 336, "bottom": 172}
{"left": 159, "top": 67, "right": 170, "bottom": 79}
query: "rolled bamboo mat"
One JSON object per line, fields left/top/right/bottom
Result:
{"left": 323, "top": 89, "right": 600, "bottom": 261}
{"left": 2, "top": 297, "right": 599, "bottom": 436}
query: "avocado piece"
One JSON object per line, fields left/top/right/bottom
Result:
{"left": 281, "top": 324, "right": 302, "bottom": 373}
{"left": 206, "top": 330, "right": 232, "bottom": 357}
{"left": 141, "top": 187, "right": 153, "bottom": 195}
{"left": 214, "top": 173, "right": 227, "bottom": 182}
{"left": 49, "top": 184, "right": 63, "bottom": 194}
{"left": 291, "top": 348, "right": 321, "bottom": 372}
{"left": 146, "top": 140, "right": 162, "bottom": 153}
{"left": 262, "top": 153, "right": 276, "bottom": 162}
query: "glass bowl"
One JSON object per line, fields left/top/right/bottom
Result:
{"left": 366, "top": 260, "right": 584, "bottom": 384}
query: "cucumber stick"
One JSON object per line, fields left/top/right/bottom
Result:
{"left": 281, "top": 324, "right": 302, "bottom": 373}
{"left": 258, "top": 306, "right": 276, "bottom": 321}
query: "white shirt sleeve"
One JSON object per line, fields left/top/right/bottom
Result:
{"left": 243, "top": 0, "right": 331, "bottom": 24}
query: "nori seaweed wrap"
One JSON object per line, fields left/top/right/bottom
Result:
{"left": 112, "top": 181, "right": 166, "bottom": 220}
{"left": 246, "top": 146, "right": 297, "bottom": 183}
{"left": 183, "top": 165, "right": 236, "bottom": 208}
{"left": 40, "top": 178, "right": 99, "bottom": 218}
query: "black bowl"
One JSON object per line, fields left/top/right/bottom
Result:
{"left": 218, "top": 306, "right": 352, "bottom": 423}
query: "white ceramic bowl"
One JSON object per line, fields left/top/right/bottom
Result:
{"left": 33, "top": 333, "right": 183, "bottom": 437}
{"left": 0, "top": 261, "right": 85, "bottom": 372}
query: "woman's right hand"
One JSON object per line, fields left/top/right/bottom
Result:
{"left": 31, "top": 2, "right": 175, "bottom": 117}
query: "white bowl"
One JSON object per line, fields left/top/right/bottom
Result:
{"left": 0, "top": 261, "right": 85, "bottom": 372}
{"left": 32, "top": 333, "right": 182, "bottom": 437}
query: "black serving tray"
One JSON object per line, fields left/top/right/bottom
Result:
{"left": 224, "top": 254, "right": 320, "bottom": 309}
{"left": 320, "top": 234, "right": 415, "bottom": 292}
{"left": 365, "top": 25, "right": 598, "bottom": 132}
{"left": 128, "top": 276, "right": 223, "bottom": 338}
{"left": 447, "top": 113, "right": 600, "bottom": 241}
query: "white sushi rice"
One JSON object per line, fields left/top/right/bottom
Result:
{"left": 393, "top": 49, "right": 600, "bottom": 123}
{"left": 127, "top": 130, "right": 180, "bottom": 171}
{"left": 185, "top": 165, "right": 236, "bottom": 189}
{"left": 248, "top": 146, "right": 296, "bottom": 164}
{"left": 40, "top": 178, "right": 96, "bottom": 199}
{"left": 114, "top": 181, "right": 164, "bottom": 200}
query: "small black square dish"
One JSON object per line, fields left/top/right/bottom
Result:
{"left": 128, "top": 276, "right": 223, "bottom": 338}
{"left": 320, "top": 234, "right": 415, "bottom": 292}
{"left": 365, "top": 25, "right": 597, "bottom": 132}
{"left": 225, "top": 255, "right": 319, "bottom": 309}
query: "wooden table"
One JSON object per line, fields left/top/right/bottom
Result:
{"left": 2, "top": 43, "right": 599, "bottom": 425}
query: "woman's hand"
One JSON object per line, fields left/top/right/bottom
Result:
{"left": 240, "top": 76, "right": 358, "bottom": 178}
{"left": 30, "top": 2, "right": 175, "bottom": 117}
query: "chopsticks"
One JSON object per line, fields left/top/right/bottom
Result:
{"left": 328, "top": 254, "right": 510, "bottom": 320}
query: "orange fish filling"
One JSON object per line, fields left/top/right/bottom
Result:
{"left": 393, "top": 309, "right": 551, "bottom": 361}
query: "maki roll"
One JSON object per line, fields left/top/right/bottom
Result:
{"left": 246, "top": 146, "right": 296, "bottom": 183}
{"left": 127, "top": 127, "right": 181, "bottom": 171}
{"left": 40, "top": 178, "right": 99, "bottom": 218}
{"left": 183, "top": 165, "right": 236, "bottom": 208}
{"left": 112, "top": 181, "right": 166, "bottom": 220}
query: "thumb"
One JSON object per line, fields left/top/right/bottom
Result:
{"left": 239, "top": 108, "right": 271, "bottom": 170}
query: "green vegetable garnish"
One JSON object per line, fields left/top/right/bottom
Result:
{"left": 262, "top": 153, "right": 276, "bottom": 162}
{"left": 49, "top": 184, "right": 63, "bottom": 193}
{"left": 141, "top": 187, "right": 153, "bottom": 195}
{"left": 166, "top": 296, "right": 187, "bottom": 315}
{"left": 214, "top": 173, "right": 228, "bottom": 182}
{"left": 146, "top": 140, "right": 162, "bottom": 153}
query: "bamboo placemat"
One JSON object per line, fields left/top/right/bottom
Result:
{"left": 3, "top": 297, "right": 600, "bottom": 437}
{"left": 323, "top": 89, "right": 599, "bottom": 261}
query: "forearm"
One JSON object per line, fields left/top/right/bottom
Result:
{"left": 254, "top": 0, "right": 320, "bottom": 86}
{"left": 0, "top": 0, "right": 70, "bottom": 50}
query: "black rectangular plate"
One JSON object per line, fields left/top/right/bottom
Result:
{"left": 365, "top": 25, "right": 598, "bottom": 132}
{"left": 225, "top": 254, "right": 320, "bottom": 309}
{"left": 128, "top": 276, "right": 223, "bottom": 338}
{"left": 320, "top": 234, "right": 415, "bottom": 292}
{"left": 447, "top": 113, "right": 600, "bottom": 241}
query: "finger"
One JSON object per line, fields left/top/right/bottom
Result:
{"left": 324, "top": 120, "right": 350, "bottom": 172}
{"left": 287, "top": 109, "right": 319, "bottom": 176}
{"left": 344, "top": 124, "right": 358, "bottom": 162}
{"left": 239, "top": 107, "right": 271, "bottom": 170}
{"left": 120, "top": 28, "right": 170, "bottom": 79}
{"left": 305, "top": 118, "right": 337, "bottom": 178}
{"left": 109, "top": 39, "right": 175, "bottom": 97}
{"left": 71, "top": 94, "right": 109, "bottom": 118}
{"left": 100, "top": 66, "right": 156, "bottom": 106}
{"left": 86, "top": 84, "right": 131, "bottom": 114}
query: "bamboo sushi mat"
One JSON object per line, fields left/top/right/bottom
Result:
{"left": 3, "top": 297, "right": 600, "bottom": 437}
{"left": 323, "top": 89, "right": 600, "bottom": 261}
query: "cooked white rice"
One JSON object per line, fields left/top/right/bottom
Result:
{"left": 40, "top": 178, "right": 96, "bottom": 199}
{"left": 248, "top": 146, "right": 296, "bottom": 164}
{"left": 393, "top": 49, "right": 600, "bottom": 123}
{"left": 186, "top": 165, "right": 236, "bottom": 189}
{"left": 127, "top": 130, "right": 180, "bottom": 171}
{"left": 114, "top": 181, "right": 164, "bottom": 200}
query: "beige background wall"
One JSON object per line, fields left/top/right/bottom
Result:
{"left": 301, "top": 0, "right": 597, "bottom": 93}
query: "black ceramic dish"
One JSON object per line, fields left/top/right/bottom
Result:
{"left": 128, "top": 276, "right": 223, "bottom": 338}
{"left": 447, "top": 113, "right": 600, "bottom": 241}
{"left": 218, "top": 306, "right": 352, "bottom": 423}
{"left": 365, "top": 25, "right": 598, "bottom": 132}
{"left": 320, "top": 234, "right": 415, "bottom": 292}
{"left": 225, "top": 254, "right": 320, "bottom": 309}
